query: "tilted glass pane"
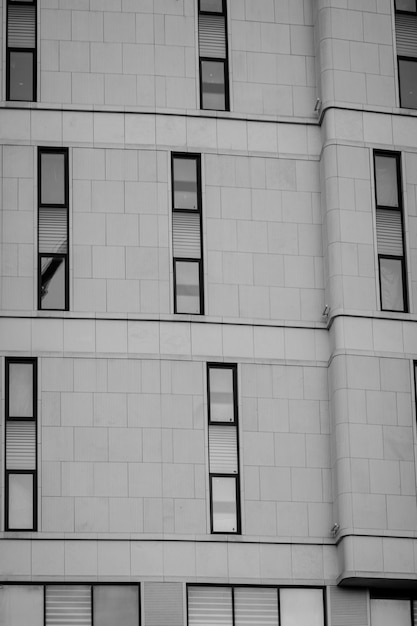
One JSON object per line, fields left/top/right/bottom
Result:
{"left": 201, "top": 60, "right": 226, "bottom": 110}
{"left": 173, "top": 158, "right": 198, "bottom": 210}
{"left": 280, "top": 589, "right": 324, "bottom": 626}
{"left": 9, "top": 362, "right": 33, "bottom": 418}
{"left": 94, "top": 586, "right": 139, "bottom": 626}
{"left": 209, "top": 367, "right": 234, "bottom": 422}
{"left": 396, "top": 0, "right": 416, "bottom": 11}
{"left": 399, "top": 59, "right": 417, "bottom": 109}
{"left": 380, "top": 257, "right": 405, "bottom": 311}
{"left": 0, "top": 586, "right": 43, "bottom": 626}
{"left": 370, "top": 599, "right": 411, "bottom": 626}
{"left": 8, "top": 473, "right": 34, "bottom": 529}
{"left": 188, "top": 586, "right": 233, "bottom": 626}
{"left": 375, "top": 155, "right": 398, "bottom": 207}
{"left": 235, "top": 588, "right": 279, "bottom": 626}
{"left": 200, "top": 0, "right": 223, "bottom": 11}
{"left": 175, "top": 260, "right": 200, "bottom": 314}
{"left": 40, "top": 256, "right": 66, "bottom": 310}
{"left": 41, "top": 153, "right": 66, "bottom": 205}
{"left": 9, "top": 51, "right": 33, "bottom": 101}
{"left": 212, "top": 476, "right": 237, "bottom": 532}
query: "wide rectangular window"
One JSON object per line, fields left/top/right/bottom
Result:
{"left": 38, "top": 148, "right": 69, "bottom": 311}
{"left": 374, "top": 151, "right": 408, "bottom": 312}
{"left": 172, "top": 153, "right": 203, "bottom": 314}
{"left": 395, "top": 1, "right": 417, "bottom": 108}
{"left": 207, "top": 364, "right": 240, "bottom": 533}
{"left": 198, "top": 0, "right": 229, "bottom": 110}
{"left": 6, "top": 0, "right": 37, "bottom": 101}
{"left": 5, "top": 358, "right": 37, "bottom": 531}
{"left": 188, "top": 586, "right": 325, "bottom": 626}
{"left": 370, "top": 592, "right": 417, "bottom": 626}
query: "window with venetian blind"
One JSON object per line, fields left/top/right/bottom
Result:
{"left": 6, "top": 0, "right": 37, "bottom": 101}
{"left": 395, "top": 0, "right": 417, "bottom": 108}
{"left": 198, "top": 0, "right": 229, "bottom": 110}
{"left": 5, "top": 358, "right": 37, "bottom": 531}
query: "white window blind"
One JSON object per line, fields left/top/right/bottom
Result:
{"left": 396, "top": 13, "right": 417, "bottom": 57}
{"left": 188, "top": 586, "right": 233, "bottom": 626}
{"left": 39, "top": 207, "right": 68, "bottom": 254}
{"left": 8, "top": 4, "right": 36, "bottom": 48}
{"left": 209, "top": 425, "right": 238, "bottom": 473}
{"left": 376, "top": 209, "right": 403, "bottom": 255}
{"left": 6, "top": 421, "right": 36, "bottom": 470}
{"left": 45, "top": 586, "right": 92, "bottom": 626}
{"left": 172, "top": 213, "right": 201, "bottom": 258}
{"left": 199, "top": 14, "right": 226, "bottom": 58}
{"left": 234, "top": 588, "right": 279, "bottom": 626}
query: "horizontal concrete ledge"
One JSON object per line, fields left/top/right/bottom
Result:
{"left": 340, "top": 576, "right": 417, "bottom": 589}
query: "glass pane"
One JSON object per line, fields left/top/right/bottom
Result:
{"left": 375, "top": 155, "right": 398, "bottom": 207}
{"left": 396, "top": 0, "right": 416, "bottom": 10}
{"left": 188, "top": 586, "right": 233, "bottom": 626}
{"left": 0, "top": 586, "right": 43, "bottom": 626}
{"left": 9, "top": 362, "right": 33, "bottom": 418}
{"left": 41, "top": 153, "right": 66, "bottom": 205}
{"left": 8, "top": 473, "right": 33, "bottom": 529}
{"left": 371, "top": 599, "right": 411, "bottom": 626}
{"left": 201, "top": 61, "right": 226, "bottom": 111}
{"left": 380, "top": 257, "right": 405, "bottom": 311}
{"left": 209, "top": 368, "right": 235, "bottom": 422}
{"left": 9, "top": 51, "right": 33, "bottom": 101}
{"left": 40, "top": 256, "right": 66, "bottom": 310}
{"left": 200, "top": 0, "right": 223, "bottom": 11}
{"left": 94, "top": 586, "right": 139, "bottom": 626}
{"left": 175, "top": 260, "right": 200, "bottom": 314}
{"left": 399, "top": 59, "right": 417, "bottom": 109}
{"left": 173, "top": 158, "right": 198, "bottom": 210}
{"left": 280, "top": 589, "right": 324, "bottom": 626}
{"left": 212, "top": 476, "right": 237, "bottom": 532}
{"left": 235, "top": 588, "right": 279, "bottom": 626}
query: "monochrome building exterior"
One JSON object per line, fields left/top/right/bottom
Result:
{"left": 1, "top": 0, "right": 417, "bottom": 624}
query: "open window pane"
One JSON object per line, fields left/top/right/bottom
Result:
{"left": 175, "top": 260, "right": 201, "bottom": 314}
{"left": 212, "top": 476, "right": 237, "bottom": 532}
{"left": 8, "top": 473, "right": 34, "bottom": 529}
{"left": 201, "top": 60, "right": 226, "bottom": 110}
{"left": 40, "top": 256, "right": 66, "bottom": 310}
{"left": 173, "top": 158, "right": 198, "bottom": 210}
{"left": 9, "top": 362, "right": 33, "bottom": 418}
{"left": 280, "top": 589, "right": 324, "bottom": 626}
{"left": 379, "top": 257, "right": 404, "bottom": 311}
{"left": 94, "top": 586, "right": 139, "bottom": 626}
{"left": 200, "top": 0, "right": 223, "bottom": 11}
{"left": 41, "top": 153, "right": 66, "bottom": 205}
{"left": 375, "top": 155, "right": 399, "bottom": 207}
{"left": 371, "top": 599, "right": 411, "bottom": 626}
{"left": 9, "top": 51, "right": 34, "bottom": 101}
{"left": 396, "top": 0, "right": 416, "bottom": 11}
{"left": 209, "top": 367, "right": 235, "bottom": 422}
{"left": 0, "top": 586, "right": 43, "bottom": 626}
{"left": 399, "top": 58, "right": 417, "bottom": 108}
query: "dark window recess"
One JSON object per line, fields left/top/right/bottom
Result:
{"left": 395, "top": 2, "right": 417, "bottom": 107}
{"left": 6, "top": 0, "right": 36, "bottom": 101}
{"left": 198, "top": 0, "right": 229, "bottom": 110}
{"left": 172, "top": 154, "right": 204, "bottom": 314}
{"left": 38, "top": 148, "right": 69, "bottom": 311}
{"left": 374, "top": 151, "right": 408, "bottom": 312}
{"left": 5, "top": 358, "right": 37, "bottom": 531}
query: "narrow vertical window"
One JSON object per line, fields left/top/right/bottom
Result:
{"left": 374, "top": 151, "right": 408, "bottom": 312}
{"left": 207, "top": 364, "right": 240, "bottom": 533}
{"left": 5, "top": 358, "right": 37, "bottom": 531}
{"left": 395, "top": 0, "right": 417, "bottom": 108}
{"left": 198, "top": 0, "right": 229, "bottom": 111}
{"left": 38, "top": 148, "right": 69, "bottom": 311}
{"left": 172, "top": 153, "right": 203, "bottom": 314}
{"left": 6, "top": 0, "right": 37, "bottom": 101}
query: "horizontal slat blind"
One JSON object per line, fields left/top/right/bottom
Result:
{"left": 396, "top": 13, "right": 417, "bottom": 57}
{"left": 413, "top": 600, "right": 417, "bottom": 624}
{"left": 330, "top": 587, "right": 368, "bottom": 626}
{"left": 144, "top": 582, "right": 183, "bottom": 626}
{"left": 173, "top": 212, "right": 201, "bottom": 258}
{"left": 376, "top": 209, "right": 403, "bottom": 255}
{"left": 45, "top": 586, "right": 91, "bottom": 626}
{"left": 6, "top": 421, "right": 36, "bottom": 470}
{"left": 8, "top": 5, "right": 36, "bottom": 48}
{"left": 234, "top": 588, "right": 279, "bottom": 626}
{"left": 209, "top": 425, "right": 238, "bottom": 473}
{"left": 39, "top": 207, "right": 68, "bottom": 253}
{"left": 188, "top": 586, "right": 233, "bottom": 626}
{"left": 199, "top": 14, "right": 226, "bottom": 58}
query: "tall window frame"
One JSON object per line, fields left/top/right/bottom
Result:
{"left": 373, "top": 150, "right": 408, "bottom": 313}
{"left": 207, "top": 363, "right": 240, "bottom": 534}
{"left": 38, "top": 147, "right": 70, "bottom": 311}
{"left": 171, "top": 153, "right": 204, "bottom": 315}
{"left": 395, "top": 0, "right": 417, "bottom": 109}
{"left": 6, "top": 0, "right": 37, "bottom": 102}
{"left": 5, "top": 357, "right": 38, "bottom": 532}
{"left": 198, "top": 0, "right": 230, "bottom": 111}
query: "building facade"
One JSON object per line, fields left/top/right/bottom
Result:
{"left": 1, "top": 0, "right": 417, "bottom": 624}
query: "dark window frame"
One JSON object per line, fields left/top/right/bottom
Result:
{"left": 373, "top": 150, "right": 408, "bottom": 313}
{"left": 397, "top": 56, "right": 417, "bottom": 109}
{"left": 38, "top": 147, "right": 70, "bottom": 312}
{"left": 198, "top": 0, "right": 230, "bottom": 111}
{"left": 370, "top": 590, "right": 417, "bottom": 626}
{"left": 5, "top": 357, "right": 38, "bottom": 532}
{"left": 207, "top": 363, "right": 240, "bottom": 534}
{"left": 6, "top": 0, "right": 37, "bottom": 102}
{"left": 171, "top": 153, "right": 204, "bottom": 315}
